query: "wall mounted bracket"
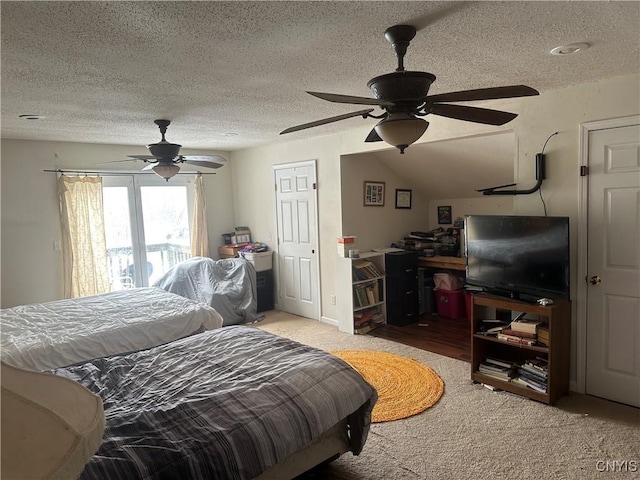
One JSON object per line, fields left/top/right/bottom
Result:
{"left": 477, "top": 153, "right": 546, "bottom": 196}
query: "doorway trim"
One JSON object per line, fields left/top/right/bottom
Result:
{"left": 576, "top": 114, "right": 640, "bottom": 394}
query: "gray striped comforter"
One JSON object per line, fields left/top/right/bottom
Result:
{"left": 54, "top": 326, "right": 377, "bottom": 480}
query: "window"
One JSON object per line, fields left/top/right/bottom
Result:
{"left": 102, "top": 175, "right": 195, "bottom": 290}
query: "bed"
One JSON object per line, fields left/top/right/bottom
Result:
{"left": 53, "top": 326, "right": 377, "bottom": 480}
{"left": 153, "top": 256, "right": 262, "bottom": 326}
{"left": 1, "top": 287, "right": 223, "bottom": 371}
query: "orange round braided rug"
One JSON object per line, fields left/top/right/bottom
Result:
{"left": 331, "top": 350, "right": 444, "bottom": 423}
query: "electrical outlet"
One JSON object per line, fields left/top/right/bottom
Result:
{"left": 53, "top": 240, "right": 62, "bottom": 251}
{"left": 330, "top": 295, "right": 336, "bottom": 305}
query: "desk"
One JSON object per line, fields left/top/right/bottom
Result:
{"left": 418, "top": 256, "right": 465, "bottom": 271}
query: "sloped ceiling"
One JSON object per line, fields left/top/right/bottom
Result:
{"left": 372, "top": 131, "right": 515, "bottom": 199}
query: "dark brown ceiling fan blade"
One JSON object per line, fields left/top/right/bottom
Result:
{"left": 364, "top": 128, "right": 383, "bottom": 142}
{"left": 128, "top": 155, "right": 159, "bottom": 162}
{"left": 181, "top": 155, "right": 227, "bottom": 169}
{"left": 281, "top": 109, "right": 374, "bottom": 134}
{"left": 426, "top": 85, "right": 539, "bottom": 103}
{"left": 430, "top": 104, "right": 518, "bottom": 126}
{"left": 307, "top": 91, "right": 394, "bottom": 107}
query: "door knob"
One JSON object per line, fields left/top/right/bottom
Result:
{"left": 589, "top": 275, "right": 602, "bottom": 285}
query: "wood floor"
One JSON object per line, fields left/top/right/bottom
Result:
{"left": 368, "top": 313, "right": 471, "bottom": 362}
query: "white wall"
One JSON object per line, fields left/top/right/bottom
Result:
{"left": 427, "top": 197, "right": 514, "bottom": 230}
{"left": 340, "top": 153, "right": 431, "bottom": 252}
{"left": 0, "top": 139, "right": 234, "bottom": 307}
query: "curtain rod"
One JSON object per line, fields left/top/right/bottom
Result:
{"left": 43, "top": 169, "right": 216, "bottom": 176}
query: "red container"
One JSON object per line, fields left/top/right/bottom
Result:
{"left": 436, "top": 289, "right": 466, "bottom": 320}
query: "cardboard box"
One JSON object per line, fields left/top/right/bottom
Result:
{"left": 231, "top": 230, "right": 251, "bottom": 244}
{"left": 218, "top": 245, "right": 247, "bottom": 258}
{"left": 338, "top": 236, "right": 357, "bottom": 257}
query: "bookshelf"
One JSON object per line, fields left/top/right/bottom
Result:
{"left": 337, "top": 252, "right": 386, "bottom": 335}
{"left": 470, "top": 293, "right": 571, "bottom": 404}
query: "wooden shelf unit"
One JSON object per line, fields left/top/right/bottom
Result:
{"left": 470, "top": 293, "right": 571, "bottom": 404}
{"left": 418, "top": 255, "right": 466, "bottom": 271}
{"left": 337, "top": 252, "right": 386, "bottom": 335}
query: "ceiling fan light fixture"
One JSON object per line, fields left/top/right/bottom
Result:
{"left": 152, "top": 163, "right": 180, "bottom": 181}
{"left": 375, "top": 114, "right": 428, "bottom": 153}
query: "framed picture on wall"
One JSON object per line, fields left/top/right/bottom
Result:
{"left": 438, "top": 205, "right": 452, "bottom": 224}
{"left": 395, "top": 189, "right": 412, "bottom": 209}
{"left": 363, "top": 181, "right": 385, "bottom": 206}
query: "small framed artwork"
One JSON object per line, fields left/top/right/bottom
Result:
{"left": 438, "top": 205, "right": 452, "bottom": 224}
{"left": 363, "top": 181, "right": 385, "bottom": 206}
{"left": 395, "top": 189, "right": 412, "bottom": 209}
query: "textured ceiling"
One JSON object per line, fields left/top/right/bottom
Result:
{"left": 2, "top": 1, "right": 639, "bottom": 154}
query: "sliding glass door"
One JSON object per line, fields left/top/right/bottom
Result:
{"left": 102, "top": 175, "right": 194, "bottom": 290}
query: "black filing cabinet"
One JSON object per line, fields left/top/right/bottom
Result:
{"left": 256, "top": 270, "right": 274, "bottom": 312}
{"left": 385, "top": 251, "right": 420, "bottom": 326}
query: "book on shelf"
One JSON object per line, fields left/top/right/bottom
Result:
{"left": 479, "top": 369, "right": 513, "bottom": 383}
{"left": 366, "top": 287, "right": 375, "bottom": 305}
{"left": 537, "top": 326, "right": 549, "bottom": 346}
{"left": 479, "top": 362, "right": 517, "bottom": 382}
{"left": 510, "top": 377, "right": 531, "bottom": 389}
{"left": 516, "top": 374, "right": 547, "bottom": 393}
{"left": 485, "top": 357, "right": 518, "bottom": 369}
{"left": 354, "top": 310, "right": 375, "bottom": 326}
{"left": 352, "top": 260, "right": 382, "bottom": 279}
{"left": 524, "top": 358, "right": 548, "bottom": 373}
{"left": 518, "top": 367, "right": 548, "bottom": 383}
{"left": 354, "top": 322, "right": 377, "bottom": 335}
{"left": 500, "top": 328, "right": 537, "bottom": 339}
{"left": 496, "top": 333, "right": 537, "bottom": 346}
{"left": 510, "top": 318, "right": 542, "bottom": 335}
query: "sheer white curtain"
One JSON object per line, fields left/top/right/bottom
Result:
{"left": 191, "top": 174, "right": 210, "bottom": 257}
{"left": 58, "top": 175, "right": 110, "bottom": 298}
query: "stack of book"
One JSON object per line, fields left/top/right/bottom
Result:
{"left": 495, "top": 316, "right": 543, "bottom": 346}
{"left": 537, "top": 326, "right": 549, "bottom": 346}
{"left": 354, "top": 308, "right": 384, "bottom": 334}
{"left": 512, "top": 358, "right": 549, "bottom": 393}
{"left": 352, "top": 260, "right": 382, "bottom": 281}
{"left": 496, "top": 329, "right": 537, "bottom": 346}
{"left": 478, "top": 357, "right": 518, "bottom": 382}
{"left": 353, "top": 281, "right": 381, "bottom": 308}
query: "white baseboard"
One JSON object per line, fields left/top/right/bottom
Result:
{"left": 320, "top": 316, "right": 338, "bottom": 327}
{"left": 570, "top": 379, "right": 580, "bottom": 394}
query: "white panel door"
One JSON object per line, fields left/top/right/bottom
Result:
{"left": 586, "top": 124, "right": 640, "bottom": 407}
{"left": 274, "top": 162, "right": 319, "bottom": 319}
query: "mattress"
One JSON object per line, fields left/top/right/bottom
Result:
{"left": 54, "top": 326, "right": 377, "bottom": 480}
{"left": 1, "top": 287, "right": 223, "bottom": 371}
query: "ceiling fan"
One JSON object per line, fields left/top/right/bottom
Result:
{"left": 125, "top": 119, "right": 227, "bottom": 180}
{"left": 281, "top": 24, "right": 539, "bottom": 153}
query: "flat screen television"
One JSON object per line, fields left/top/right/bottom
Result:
{"left": 464, "top": 215, "right": 570, "bottom": 301}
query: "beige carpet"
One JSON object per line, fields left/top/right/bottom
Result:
{"left": 255, "top": 311, "right": 640, "bottom": 480}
